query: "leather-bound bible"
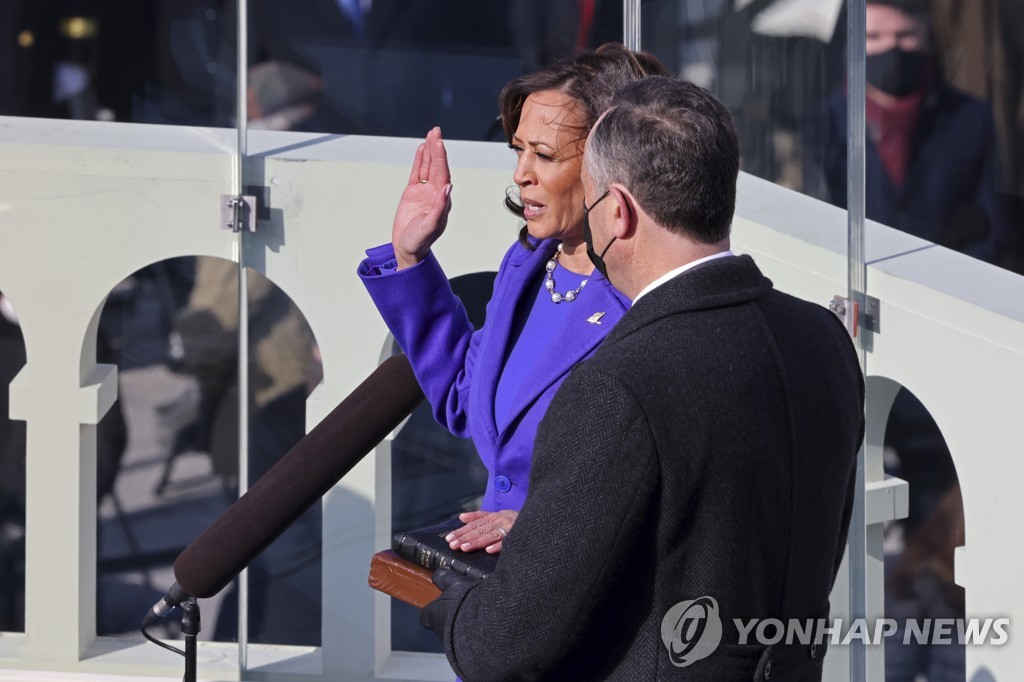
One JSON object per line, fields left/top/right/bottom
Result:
{"left": 392, "top": 518, "right": 499, "bottom": 580}
{"left": 370, "top": 519, "right": 500, "bottom": 607}
{"left": 368, "top": 549, "right": 440, "bottom": 608}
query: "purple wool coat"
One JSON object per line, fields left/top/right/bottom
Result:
{"left": 357, "top": 237, "right": 629, "bottom": 512}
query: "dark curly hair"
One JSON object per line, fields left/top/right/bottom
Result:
{"left": 497, "top": 43, "right": 673, "bottom": 248}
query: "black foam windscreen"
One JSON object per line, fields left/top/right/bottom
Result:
{"left": 173, "top": 353, "right": 424, "bottom": 599}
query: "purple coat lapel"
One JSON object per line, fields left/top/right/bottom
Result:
{"left": 495, "top": 272, "right": 627, "bottom": 447}
{"left": 471, "top": 239, "right": 629, "bottom": 448}
{"left": 471, "top": 239, "right": 555, "bottom": 446}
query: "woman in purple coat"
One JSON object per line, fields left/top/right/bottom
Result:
{"left": 358, "top": 44, "right": 670, "bottom": 553}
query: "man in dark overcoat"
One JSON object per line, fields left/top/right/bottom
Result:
{"left": 421, "top": 76, "right": 865, "bottom": 681}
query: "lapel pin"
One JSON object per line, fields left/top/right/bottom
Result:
{"left": 586, "top": 312, "right": 606, "bottom": 325}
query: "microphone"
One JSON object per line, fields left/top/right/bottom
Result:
{"left": 142, "top": 353, "right": 424, "bottom": 623}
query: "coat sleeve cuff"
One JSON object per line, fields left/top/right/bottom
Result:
{"left": 357, "top": 242, "right": 436, "bottom": 278}
{"left": 358, "top": 242, "right": 399, "bottom": 277}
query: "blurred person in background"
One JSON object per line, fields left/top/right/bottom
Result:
{"left": 821, "top": 0, "right": 1014, "bottom": 264}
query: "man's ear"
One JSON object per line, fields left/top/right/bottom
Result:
{"left": 609, "top": 186, "right": 637, "bottom": 240}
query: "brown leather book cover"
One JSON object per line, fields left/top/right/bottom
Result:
{"left": 368, "top": 549, "right": 440, "bottom": 608}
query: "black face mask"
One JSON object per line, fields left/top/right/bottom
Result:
{"left": 583, "top": 190, "right": 613, "bottom": 278}
{"left": 866, "top": 47, "right": 928, "bottom": 98}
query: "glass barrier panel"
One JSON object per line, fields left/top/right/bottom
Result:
{"left": 234, "top": 1, "right": 622, "bottom": 139}
{"left": 1, "top": 4, "right": 243, "bottom": 663}
{"left": 0, "top": 1, "right": 236, "bottom": 126}
{"left": 860, "top": 4, "right": 1021, "bottom": 681}
{"left": 641, "top": 0, "right": 848, "bottom": 198}
{"left": 641, "top": 3, "right": 871, "bottom": 678}
{"left": 235, "top": 266, "right": 323, "bottom": 646}
{"left": 639, "top": 1, "right": 1023, "bottom": 272}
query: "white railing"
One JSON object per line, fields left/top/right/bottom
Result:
{"left": 0, "top": 117, "right": 1021, "bottom": 681}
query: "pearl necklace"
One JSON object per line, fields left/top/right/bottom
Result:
{"left": 544, "top": 245, "right": 588, "bottom": 303}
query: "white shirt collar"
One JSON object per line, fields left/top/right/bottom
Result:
{"left": 631, "top": 250, "right": 735, "bottom": 306}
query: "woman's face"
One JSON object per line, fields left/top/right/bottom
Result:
{"left": 510, "top": 90, "right": 588, "bottom": 243}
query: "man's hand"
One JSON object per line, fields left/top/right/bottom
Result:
{"left": 420, "top": 567, "right": 477, "bottom": 636}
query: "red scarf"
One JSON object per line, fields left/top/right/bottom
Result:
{"left": 576, "top": 0, "right": 595, "bottom": 49}
{"left": 866, "top": 87, "right": 928, "bottom": 188}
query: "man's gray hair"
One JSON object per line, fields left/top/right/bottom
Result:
{"left": 585, "top": 77, "right": 740, "bottom": 244}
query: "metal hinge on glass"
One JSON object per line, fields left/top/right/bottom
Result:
{"left": 221, "top": 194, "right": 257, "bottom": 232}
{"left": 829, "top": 293, "right": 880, "bottom": 337}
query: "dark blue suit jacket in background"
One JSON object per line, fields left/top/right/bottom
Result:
{"left": 824, "top": 83, "right": 1014, "bottom": 264}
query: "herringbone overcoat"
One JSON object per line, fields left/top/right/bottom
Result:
{"left": 434, "top": 255, "right": 865, "bottom": 681}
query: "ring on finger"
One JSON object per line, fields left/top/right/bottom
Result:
{"left": 496, "top": 527, "right": 508, "bottom": 539}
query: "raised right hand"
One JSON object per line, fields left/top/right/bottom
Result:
{"left": 392, "top": 126, "right": 453, "bottom": 270}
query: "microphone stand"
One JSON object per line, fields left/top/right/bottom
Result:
{"left": 139, "top": 591, "right": 200, "bottom": 679}
{"left": 181, "top": 598, "right": 201, "bottom": 682}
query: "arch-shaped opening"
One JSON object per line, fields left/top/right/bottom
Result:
{"left": 0, "top": 290, "right": 26, "bottom": 633}
{"left": 387, "top": 270, "right": 495, "bottom": 654}
{"left": 878, "top": 381, "right": 965, "bottom": 682}
{"left": 91, "top": 255, "right": 200, "bottom": 640}
{"left": 93, "top": 257, "right": 324, "bottom": 647}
